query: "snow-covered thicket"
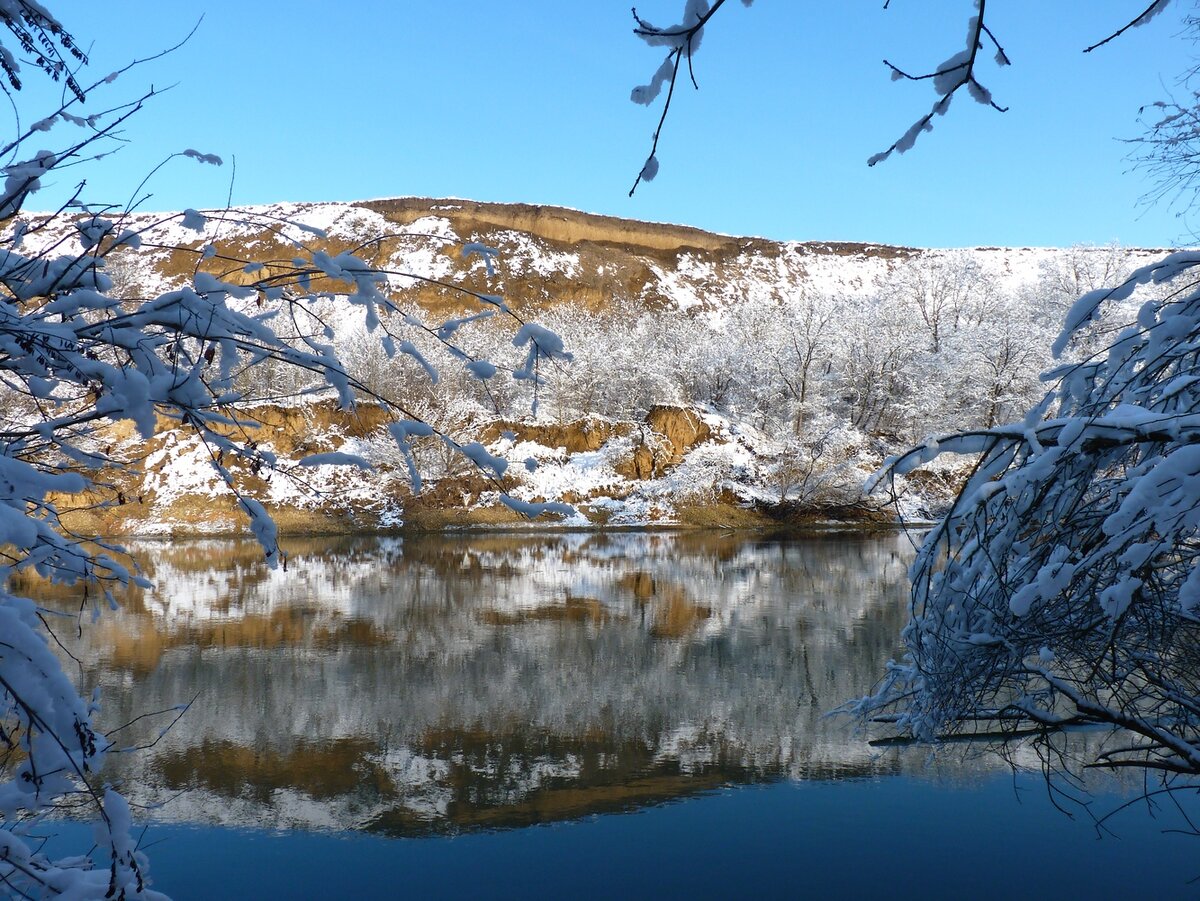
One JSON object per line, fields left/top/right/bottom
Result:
{"left": 326, "top": 246, "right": 1146, "bottom": 480}
{"left": 853, "top": 252, "right": 1200, "bottom": 780}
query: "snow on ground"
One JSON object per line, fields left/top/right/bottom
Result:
{"left": 488, "top": 229, "right": 582, "bottom": 278}
{"left": 141, "top": 433, "right": 234, "bottom": 511}
{"left": 497, "top": 436, "right": 630, "bottom": 501}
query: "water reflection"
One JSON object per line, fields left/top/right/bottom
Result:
{"left": 48, "top": 532, "right": 966, "bottom": 834}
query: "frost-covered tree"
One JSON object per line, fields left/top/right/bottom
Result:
{"left": 884, "top": 253, "right": 996, "bottom": 354}
{"left": 828, "top": 294, "right": 924, "bottom": 438}
{"left": 854, "top": 252, "right": 1200, "bottom": 780}
{"left": 722, "top": 291, "right": 836, "bottom": 434}
{"left": 0, "top": 5, "right": 582, "bottom": 896}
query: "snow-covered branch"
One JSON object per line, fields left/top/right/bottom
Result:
{"left": 868, "top": 0, "right": 1008, "bottom": 166}
{"left": 628, "top": 2, "right": 1180, "bottom": 179}
{"left": 627, "top": 0, "right": 753, "bottom": 195}
{"left": 855, "top": 248, "right": 1200, "bottom": 783}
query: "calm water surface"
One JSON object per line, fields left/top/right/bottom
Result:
{"left": 44, "top": 532, "right": 1200, "bottom": 898}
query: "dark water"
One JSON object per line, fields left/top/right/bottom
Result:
{"left": 42, "top": 532, "right": 1200, "bottom": 899}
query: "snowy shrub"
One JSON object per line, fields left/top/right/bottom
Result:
{"left": 764, "top": 417, "right": 871, "bottom": 508}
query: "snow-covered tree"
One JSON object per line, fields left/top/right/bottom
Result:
{"left": 854, "top": 252, "right": 1200, "bottom": 780}
{"left": 829, "top": 294, "right": 925, "bottom": 439}
{"left": 0, "top": 5, "right": 582, "bottom": 895}
{"left": 721, "top": 290, "right": 836, "bottom": 435}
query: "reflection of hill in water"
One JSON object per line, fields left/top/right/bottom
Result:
{"left": 43, "top": 532, "right": 1053, "bottom": 834}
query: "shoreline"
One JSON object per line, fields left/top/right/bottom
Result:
{"left": 106, "top": 516, "right": 933, "bottom": 545}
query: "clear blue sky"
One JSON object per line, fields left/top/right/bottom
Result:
{"left": 15, "top": 1, "right": 1200, "bottom": 247}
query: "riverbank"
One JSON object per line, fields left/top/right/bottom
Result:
{"left": 49, "top": 401, "right": 957, "bottom": 540}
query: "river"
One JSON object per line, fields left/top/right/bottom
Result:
{"left": 38, "top": 532, "right": 1200, "bottom": 898}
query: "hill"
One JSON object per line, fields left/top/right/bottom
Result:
{"left": 12, "top": 198, "right": 1171, "bottom": 535}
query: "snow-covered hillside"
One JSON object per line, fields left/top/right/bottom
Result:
{"left": 12, "top": 198, "right": 1175, "bottom": 533}
{"left": 19, "top": 196, "right": 1168, "bottom": 318}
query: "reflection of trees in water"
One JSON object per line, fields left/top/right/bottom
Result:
{"left": 43, "top": 532, "right": 1036, "bottom": 833}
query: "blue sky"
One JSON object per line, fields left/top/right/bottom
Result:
{"left": 16, "top": 2, "right": 1200, "bottom": 247}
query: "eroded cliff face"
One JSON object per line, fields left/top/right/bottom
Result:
{"left": 55, "top": 195, "right": 1066, "bottom": 321}
{"left": 131, "top": 196, "right": 778, "bottom": 318}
